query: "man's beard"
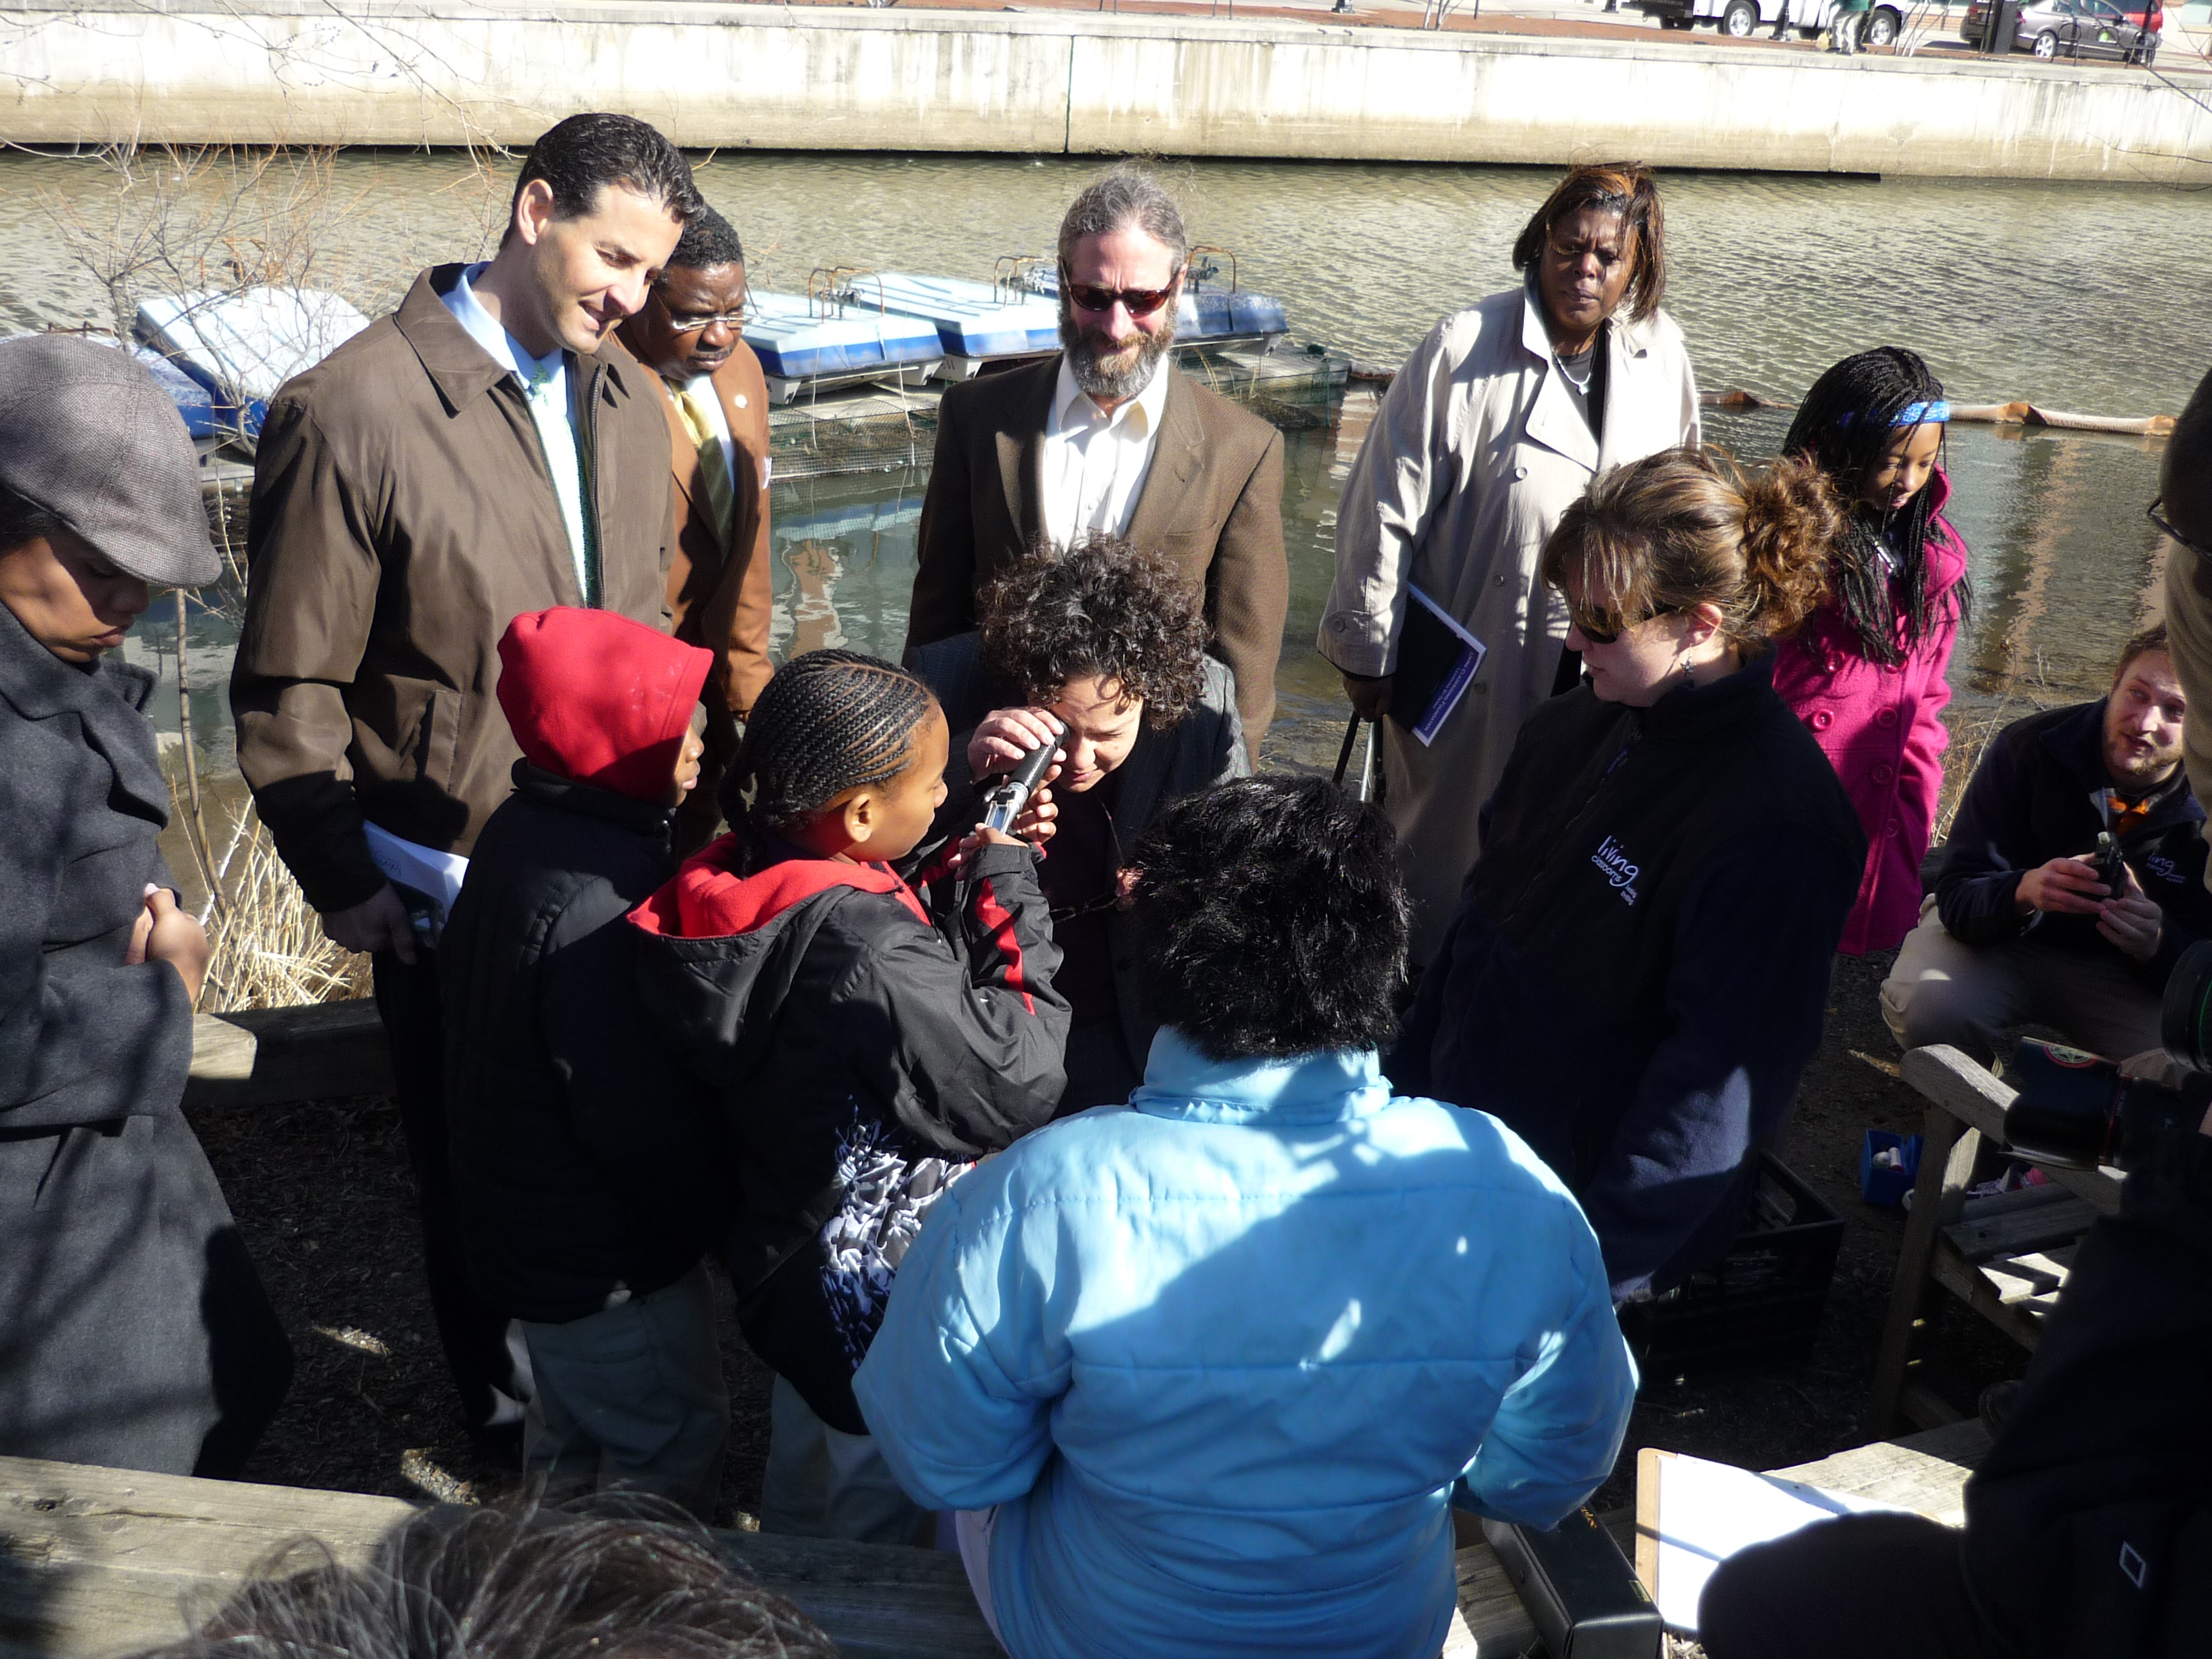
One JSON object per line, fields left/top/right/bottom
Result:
{"left": 2106, "top": 730, "right": 2183, "bottom": 789}
{"left": 1059, "top": 294, "right": 1176, "bottom": 403}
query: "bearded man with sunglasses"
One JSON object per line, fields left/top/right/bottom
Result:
{"left": 906, "top": 166, "right": 1287, "bottom": 758}
{"left": 619, "top": 203, "right": 773, "bottom": 853}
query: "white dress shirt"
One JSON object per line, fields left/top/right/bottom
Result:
{"left": 440, "top": 263, "right": 594, "bottom": 603}
{"left": 1040, "top": 353, "right": 1171, "bottom": 550}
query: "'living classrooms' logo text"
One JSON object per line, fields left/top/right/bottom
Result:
{"left": 1591, "top": 835, "right": 1641, "bottom": 906}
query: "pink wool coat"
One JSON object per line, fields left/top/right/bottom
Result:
{"left": 1771, "top": 469, "right": 1970, "bottom": 956}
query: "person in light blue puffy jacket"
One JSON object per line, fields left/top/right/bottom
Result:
{"left": 855, "top": 776, "right": 1637, "bottom": 1659}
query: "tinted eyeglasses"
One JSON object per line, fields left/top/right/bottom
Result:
{"left": 2149, "top": 497, "right": 2212, "bottom": 560}
{"left": 1568, "top": 602, "right": 1677, "bottom": 646}
{"left": 1059, "top": 264, "right": 1179, "bottom": 318}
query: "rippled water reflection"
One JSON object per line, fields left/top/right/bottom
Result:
{"left": 4, "top": 150, "right": 2186, "bottom": 775}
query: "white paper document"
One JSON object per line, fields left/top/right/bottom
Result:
{"left": 363, "top": 822, "right": 470, "bottom": 930}
{"left": 1637, "top": 1450, "right": 1912, "bottom": 1635}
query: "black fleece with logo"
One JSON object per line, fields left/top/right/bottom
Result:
{"left": 1390, "top": 655, "right": 1864, "bottom": 1303}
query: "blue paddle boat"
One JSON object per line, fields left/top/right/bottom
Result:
{"left": 743, "top": 279, "right": 943, "bottom": 401}
{"left": 134, "top": 287, "right": 371, "bottom": 441}
{"left": 870, "top": 267, "right": 1062, "bottom": 377}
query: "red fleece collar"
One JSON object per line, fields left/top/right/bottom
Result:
{"left": 628, "top": 836, "right": 929, "bottom": 939}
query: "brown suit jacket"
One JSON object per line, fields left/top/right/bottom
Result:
{"left": 233, "top": 265, "right": 675, "bottom": 913}
{"left": 644, "top": 344, "right": 775, "bottom": 852}
{"left": 905, "top": 354, "right": 1288, "bottom": 751}
{"left": 651, "top": 342, "right": 775, "bottom": 719}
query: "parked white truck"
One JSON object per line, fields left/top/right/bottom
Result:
{"left": 1633, "top": 0, "right": 1910, "bottom": 44}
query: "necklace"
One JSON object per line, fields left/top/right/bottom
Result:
{"left": 1555, "top": 348, "right": 1595, "bottom": 395}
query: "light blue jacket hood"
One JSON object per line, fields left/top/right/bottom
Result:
{"left": 856, "top": 1029, "right": 1637, "bottom": 1659}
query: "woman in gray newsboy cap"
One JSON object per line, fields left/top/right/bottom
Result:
{"left": 0, "top": 335, "right": 291, "bottom": 1476}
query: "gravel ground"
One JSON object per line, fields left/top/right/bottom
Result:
{"left": 192, "top": 943, "right": 2028, "bottom": 1520}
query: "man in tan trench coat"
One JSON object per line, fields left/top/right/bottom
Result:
{"left": 1321, "top": 164, "right": 1701, "bottom": 962}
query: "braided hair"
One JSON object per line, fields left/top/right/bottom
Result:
{"left": 1782, "top": 346, "right": 1969, "bottom": 666}
{"left": 718, "top": 649, "right": 938, "bottom": 872}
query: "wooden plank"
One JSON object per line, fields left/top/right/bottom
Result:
{"left": 0, "top": 1456, "right": 996, "bottom": 1659}
{"left": 1980, "top": 1247, "right": 2075, "bottom": 1309}
{"left": 185, "top": 1002, "right": 392, "bottom": 1110}
{"left": 1943, "top": 1195, "right": 2099, "bottom": 1263}
{"left": 1444, "top": 1540, "right": 1536, "bottom": 1656}
{"left": 1898, "top": 1046, "right": 2123, "bottom": 1216}
{"left": 1958, "top": 1181, "right": 2087, "bottom": 1225}
{"left": 1930, "top": 1240, "right": 2047, "bottom": 1351}
{"left": 1891, "top": 1417, "right": 1992, "bottom": 1467}
{"left": 1867, "top": 1101, "right": 1976, "bottom": 1436}
{"left": 1772, "top": 1421, "right": 1988, "bottom": 1527}
{"left": 1898, "top": 1382, "right": 1969, "bottom": 1432}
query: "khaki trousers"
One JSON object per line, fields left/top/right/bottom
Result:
{"left": 760, "top": 1374, "right": 930, "bottom": 1545}
{"left": 519, "top": 1263, "right": 728, "bottom": 1520}
{"left": 1880, "top": 896, "right": 2164, "bottom": 1065}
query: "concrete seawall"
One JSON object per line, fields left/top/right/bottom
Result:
{"left": 4, "top": 0, "right": 2208, "bottom": 182}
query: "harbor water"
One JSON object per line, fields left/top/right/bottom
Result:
{"left": 0, "top": 149, "right": 2197, "bottom": 788}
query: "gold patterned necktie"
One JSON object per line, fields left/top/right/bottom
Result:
{"left": 674, "top": 382, "right": 737, "bottom": 544}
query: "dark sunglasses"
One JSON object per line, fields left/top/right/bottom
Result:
{"left": 1568, "top": 603, "right": 1678, "bottom": 647}
{"left": 2148, "top": 498, "right": 2212, "bottom": 560}
{"left": 1059, "top": 264, "right": 1179, "bottom": 318}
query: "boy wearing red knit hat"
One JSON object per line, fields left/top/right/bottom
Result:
{"left": 439, "top": 607, "right": 728, "bottom": 1515}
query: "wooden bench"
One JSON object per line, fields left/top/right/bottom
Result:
{"left": 1, "top": 1427, "right": 1988, "bottom": 1659}
{"left": 185, "top": 1003, "right": 390, "bottom": 1111}
{"left": 1868, "top": 1045, "right": 2124, "bottom": 1435}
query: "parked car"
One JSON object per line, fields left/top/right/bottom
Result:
{"left": 1961, "top": 0, "right": 2157, "bottom": 58}
{"left": 1637, "top": 0, "right": 1908, "bottom": 43}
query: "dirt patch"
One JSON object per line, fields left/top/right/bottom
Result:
{"left": 190, "top": 1093, "right": 777, "bottom": 1521}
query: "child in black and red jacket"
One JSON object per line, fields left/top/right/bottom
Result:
{"left": 628, "top": 649, "right": 1067, "bottom": 1544}
{"left": 441, "top": 607, "right": 725, "bottom": 1517}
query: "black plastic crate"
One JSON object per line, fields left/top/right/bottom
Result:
{"left": 1616, "top": 1153, "right": 1843, "bottom": 1389}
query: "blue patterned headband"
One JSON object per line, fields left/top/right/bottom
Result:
{"left": 1836, "top": 400, "right": 1949, "bottom": 430}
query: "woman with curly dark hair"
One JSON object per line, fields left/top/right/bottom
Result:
{"left": 1392, "top": 448, "right": 1866, "bottom": 1304}
{"left": 907, "top": 532, "right": 1248, "bottom": 1112}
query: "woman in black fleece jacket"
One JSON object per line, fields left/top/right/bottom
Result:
{"left": 629, "top": 649, "right": 1067, "bottom": 1544}
{"left": 1391, "top": 449, "right": 1865, "bottom": 1305}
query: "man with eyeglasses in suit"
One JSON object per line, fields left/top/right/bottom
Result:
{"left": 905, "top": 167, "right": 1287, "bottom": 759}
{"left": 619, "top": 204, "right": 774, "bottom": 853}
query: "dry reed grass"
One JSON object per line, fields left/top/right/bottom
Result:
{"left": 187, "top": 796, "right": 371, "bottom": 1014}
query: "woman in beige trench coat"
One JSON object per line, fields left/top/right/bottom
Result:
{"left": 1320, "top": 163, "right": 1702, "bottom": 962}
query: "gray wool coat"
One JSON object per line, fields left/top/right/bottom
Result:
{"left": 905, "top": 631, "right": 1249, "bottom": 1091}
{"left": 0, "top": 599, "right": 289, "bottom": 1475}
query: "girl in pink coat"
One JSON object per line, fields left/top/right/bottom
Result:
{"left": 1773, "top": 348, "right": 1971, "bottom": 954}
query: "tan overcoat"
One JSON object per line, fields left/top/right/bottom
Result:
{"left": 1319, "top": 282, "right": 1701, "bottom": 960}
{"left": 651, "top": 343, "right": 775, "bottom": 720}
{"left": 644, "top": 344, "right": 775, "bottom": 852}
